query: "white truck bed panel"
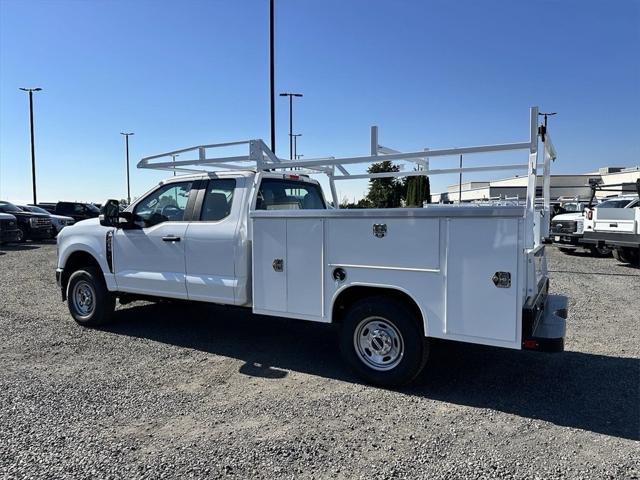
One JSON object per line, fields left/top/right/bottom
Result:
{"left": 252, "top": 207, "right": 526, "bottom": 349}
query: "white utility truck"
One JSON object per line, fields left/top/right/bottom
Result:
{"left": 56, "top": 107, "right": 567, "bottom": 386}
{"left": 583, "top": 181, "right": 640, "bottom": 266}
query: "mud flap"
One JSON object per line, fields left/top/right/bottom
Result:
{"left": 522, "top": 294, "right": 567, "bottom": 352}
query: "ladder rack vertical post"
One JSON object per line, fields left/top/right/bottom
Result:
{"left": 525, "top": 106, "right": 539, "bottom": 249}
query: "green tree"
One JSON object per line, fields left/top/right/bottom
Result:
{"left": 405, "top": 173, "right": 432, "bottom": 207}
{"left": 365, "top": 160, "right": 404, "bottom": 208}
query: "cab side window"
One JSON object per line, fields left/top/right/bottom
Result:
{"left": 133, "top": 181, "right": 193, "bottom": 228}
{"left": 200, "top": 179, "right": 236, "bottom": 221}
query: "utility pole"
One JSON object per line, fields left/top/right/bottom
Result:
{"left": 19, "top": 87, "right": 42, "bottom": 205}
{"left": 120, "top": 132, "right": 134, "bottom": 205}
{"left": 279, "top": 92, "right": 303, "bottom": 159}
{"left": 269, "top": 0, "right": 276, "bottom": 153}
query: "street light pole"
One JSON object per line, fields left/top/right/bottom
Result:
{"left": 19, "top": 87, "right": 42, "bottom": 205}
{"left": 279, "top": 92, "right": 303, "bottom": 159}
{"left": 269, "top": 0, "right": 276, "bottom": 153}
{"left": 171, "top": 154, "right": 179, "bottom": 176}
{"left": 292, "top": 133, "right": 301, "bottom": 160}
{"left": 120, "top": 132, "right": 134, "bottom": 205}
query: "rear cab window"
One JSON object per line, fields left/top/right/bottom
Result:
{"left": 256, "top": 178, "right": 326, "bottom": 211}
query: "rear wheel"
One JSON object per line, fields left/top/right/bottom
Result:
{"left": 67, "top": 267, "right": 115, "bottom": 326}
{"left": 613, "top": 247, "right": 640, "bottom": 266}
{"left": 340, "top": 297, "right": 428, "bottom": 387}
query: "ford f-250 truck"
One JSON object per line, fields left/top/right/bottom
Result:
{"left": 55, "top": 107, "right": 568, "bottom": 386}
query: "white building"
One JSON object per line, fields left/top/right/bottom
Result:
{"left": 432, "top": 166, "right": 639, "bottom": 203}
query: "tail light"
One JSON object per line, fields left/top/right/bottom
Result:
{"left": 586, "top": 209, "right": 593, "bottom": 220}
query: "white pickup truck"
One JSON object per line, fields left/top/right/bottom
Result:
{"left": 56, "top": 107, "right": 568, "bottom": 386}
{"left": 582, "top": 183, "right": 640, "bottom": 266}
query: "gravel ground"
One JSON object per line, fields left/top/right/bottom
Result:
{"left": 0, "top": 243, "right": 638, "bottom": 479}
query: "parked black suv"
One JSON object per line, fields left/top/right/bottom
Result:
{"left": 0, "top": 201, "right": 52, "bottom": 242}
{"left": 37, "top": 201, "right": 100, "bottom": 222}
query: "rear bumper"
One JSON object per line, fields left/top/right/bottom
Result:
{"left": 582, "top": 231, "right": 640, "bottom": 248}
{"left": 522, "top": 279, "right": 567, "bottom": 352}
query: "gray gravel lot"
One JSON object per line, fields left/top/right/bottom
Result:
{"left": 0, "top": 243, "right": 638, "bottom": 479}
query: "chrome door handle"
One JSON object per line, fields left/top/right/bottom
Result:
{"left": 162, "top": 235, "right": 181, "bottom": 242}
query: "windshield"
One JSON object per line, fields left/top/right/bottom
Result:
{"left": 25, "top": 205, "right": 50, "bottom": 215}
{"left": 0, "top": 202, "right": 22, "bottom": 213}
{"left": 562, "top": 203, "right": 581, "bottom": 212}
{"left": 597, "top": 199, "right": 633, "bottom": 209}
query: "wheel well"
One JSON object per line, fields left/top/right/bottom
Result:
{"left": 61, "top": 251, "right": 102, "bottom": 299}
{"left": 331, "top": 286, "right": 424, "bottom": 333}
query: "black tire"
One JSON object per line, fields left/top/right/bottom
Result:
{"left": 589, "top": 245, "right": 612, "bottom": 257}
{"left": 339, "top": 297, "right": 429, "bottom": 387}
{"left": 16, "top": 226, "right": 27, "bottom": 243}
{"left": 613, "top": 247, "right": 640, "bottom": 266}
{"left": 66, "top": 267, "right": 116, "bottom": 326}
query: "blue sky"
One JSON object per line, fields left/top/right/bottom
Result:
{"left": 1, "top": 0, "right": 638, "bottom": 204}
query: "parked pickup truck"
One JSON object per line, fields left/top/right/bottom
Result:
{"left": 550, "top": 197, "right": 636, "bottom": 256}
{"left": 583, "top": 186, "right": 640, "bottom": 266}
{"left": 0, "top": 213, "right": 21, "bottom": 244}
{"left": 0, "top": 201, "right": 52, "bottom": 242}
{"left": 55, "top": 107, "right": 568, "bottom": 386}
{"left": 38, "top": 202, "right": 100, "bottom": 223}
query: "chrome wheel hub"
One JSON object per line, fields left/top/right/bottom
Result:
{"left": 72, "top": 280, "right": 95, "bottom": 317}
{"left": 354, "top": 317, "right": 404, "bottom": 371}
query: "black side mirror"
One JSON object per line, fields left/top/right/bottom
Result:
{"left": 100, "top": 199, "right": 122, "bottom": 227}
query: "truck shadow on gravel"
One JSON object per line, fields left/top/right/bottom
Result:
{"left": 103, "top": 302, "right": 639, "bottom": 441}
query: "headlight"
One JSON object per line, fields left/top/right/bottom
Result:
{"left": 576, "top": 220, "right": 584, "bottom": 234}
{"left": 29, "top": 217, "right": 37, "bottom": 226}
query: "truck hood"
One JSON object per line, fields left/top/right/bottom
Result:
{"left": 552, "top": 212, "right": 584, "bottom": 222}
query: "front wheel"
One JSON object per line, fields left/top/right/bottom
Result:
{"left": 67, "top": 267, "right": 116, "bottom": 326}
{"left": 340, "top": 297, "right": 429, "bottom": 387}
{"left": 589, "top": 245, "right": 612, "bottom": 257}
{"left": 16, "top": 226, "right": 26, "bottom": 243}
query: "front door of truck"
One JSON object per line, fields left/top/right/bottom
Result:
{"left": 113, "top": 181, "right": 194, "bottom": 299}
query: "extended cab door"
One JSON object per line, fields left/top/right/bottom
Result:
{"left": 184, "top": 177, "right": 242, "bottom": 304}
{"left": 113, "top": 180, "right": 194, "bottom": 299}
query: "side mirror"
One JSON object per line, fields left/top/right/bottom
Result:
{"left": 100, "top": 199, "right": 123, "bottom": 227}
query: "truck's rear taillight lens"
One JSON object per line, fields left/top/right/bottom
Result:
{"left": 586, "top": 209, "right": 593, "bottom": 220}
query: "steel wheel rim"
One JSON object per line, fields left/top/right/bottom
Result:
{"left": 353, "top": 316, "right": 404, "bottom": 371}
{"left": 72, "top": 280, "right": 95, "bottom": 318}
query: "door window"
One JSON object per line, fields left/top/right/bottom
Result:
{"left": 200, "top": 179, "right": 236, "bottom": 221}
{"left": 133, "top": 181, "right": 193, "bottom": 227}
{"left": 256, "top": 178, "right": 326, "bottom": 210}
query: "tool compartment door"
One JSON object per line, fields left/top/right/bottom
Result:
{"left": 252, "top": 217, "right": 324, "bottom": 320}
{"left": 445, "top": 217, "right": 521, "bottom": 347}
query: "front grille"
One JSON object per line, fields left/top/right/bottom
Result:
{"left": 551, "top": 220, "right": 577, "bottom": 234}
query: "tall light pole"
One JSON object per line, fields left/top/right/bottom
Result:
{"left": 269, "top": 0, "right": 276, "bottom": 153}
{"left": 171, "top": 153, "right": 179, "bottom": 176}
{"left": 279, "top": 92, "right": 303, "bottom": 159}
{"left": 19, "top": 87, "right": 42, "bottom": 205}
{"left": 120, "top": 132, "right": 134, "bottom": 205}
{"left": 292, "top": 133, "right": 301, "bottom": 160}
